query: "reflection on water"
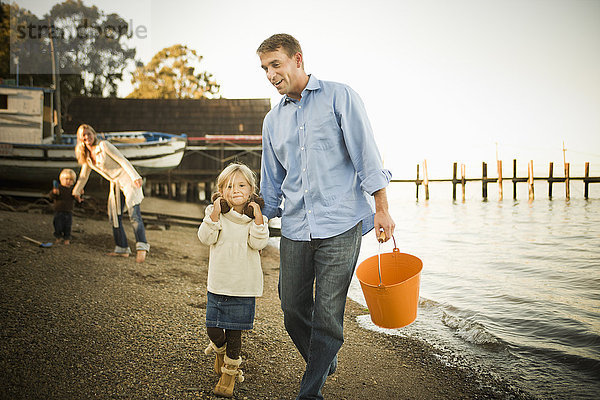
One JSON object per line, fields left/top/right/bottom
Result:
{"left": 350, "top": 182, "right": 600, "bottom": 399}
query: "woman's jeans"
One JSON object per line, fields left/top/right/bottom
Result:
{"left": 112, "top": 192, "right": 149, "bottom": 252}
{"left": 279, "top": 222, "right": 362, "bottom": 400}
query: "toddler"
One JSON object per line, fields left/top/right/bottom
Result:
{"left": 49, "top": 169, "right": 79, "bottom": 244}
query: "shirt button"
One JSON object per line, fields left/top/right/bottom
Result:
{"left": 302, "top": 168, "right": 306, "bottom": 172}
{"left": 304, "top": 189, "right": 308, "bottom": 193}
{"left": 301, "top": 147, "right": 304, "bottom": 151}
{"left": 308, "top": 210, "right": 312, "bottom": 213}
{"left": 299, "top": 105, "right": 302, "bottom": 109}
{"left": 300, "top": 127, "right": 303, "bottom": 130}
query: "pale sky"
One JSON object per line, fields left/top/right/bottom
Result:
{"left": 13, "top": 0, "right": 600, "bottom": 178}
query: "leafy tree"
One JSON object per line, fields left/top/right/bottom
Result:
{"left": 0, "top": 2, "right": 52, "bottom": 87}
{"left": 0, "top": 3, "right": 12, "bottom": 79}
{"left": 128, "top": 44, "right": 220, "bottom": 99}
{"left": 45, "top": 0, "right": 136, "bottom": 97}
{"left": 1, "top": 1, "right": 136, "bottom": 103}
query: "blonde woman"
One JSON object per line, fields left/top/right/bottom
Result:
{"left": 73, "top": 124, "right": 149, "bottom": 262}
{"left": 197, "top": 162, "right": 269, "bottom": 397}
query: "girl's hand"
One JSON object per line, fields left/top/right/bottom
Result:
{"left": 52, "top": 188, "right": 59, "bottom": 195}
{"left": 133, "top": 178, "right": 143, "bottom": 188}
{"left": 210, "top": 196, "right": 222, "bottom": 222}
{"left": 248, "top": 201, "right": 264, "bottom": 225}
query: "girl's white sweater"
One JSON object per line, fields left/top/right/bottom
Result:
{"left": 197, "top": 204, "right": 269, "bottom": 297}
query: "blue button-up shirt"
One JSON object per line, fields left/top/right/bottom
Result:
{"left": 260, "top": 75, "right": 391, "bottom": 240}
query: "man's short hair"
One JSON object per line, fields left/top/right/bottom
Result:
{"left": 257, "top": 33, "right": 303, "bottom": 58}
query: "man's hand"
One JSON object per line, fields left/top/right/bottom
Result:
{"left": 373, "top": 188, "right": 395, "bottom": 242}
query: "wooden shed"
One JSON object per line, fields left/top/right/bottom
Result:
{"left": 63, "top": 97, "right": 271, "bottom": 137}
{"left": 64, "top": 97, "right": 272, "bottom": 201}
{"left": 0, "top": 85, "right": 54, "bottom": 144}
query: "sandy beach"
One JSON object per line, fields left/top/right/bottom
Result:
{"left": 0, "top": 200, "right": 530, "bottom": 399}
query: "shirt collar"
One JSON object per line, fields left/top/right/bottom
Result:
{"left": 283, "top": 74, "right": 320, "bottom": 105}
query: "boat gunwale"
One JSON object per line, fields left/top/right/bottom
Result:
{"left": 0, "top": 132, "right": 187, "bottom": 150}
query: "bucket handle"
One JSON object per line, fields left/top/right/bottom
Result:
{"left": 377, "top": 232, "right": 398, "bottom": 287}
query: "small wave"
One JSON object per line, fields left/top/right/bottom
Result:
{"left": 418, "top": 297, "right": 441, "bottom": 308}
{"left": 355, "top": 314, "right": 408, "bottom": 337}
{"left": 442, "top": 312, "right": 499, "bottom": 345}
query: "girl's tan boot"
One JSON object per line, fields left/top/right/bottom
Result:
{"left": 204, "top": 341, "right": 227, "bottom": 376}
{"left": 213, "top": 355, "right": 244, "bottom": 398}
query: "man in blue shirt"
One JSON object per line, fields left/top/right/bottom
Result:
{"left": 257, "top": 33, "right": 395, "bottom": 399}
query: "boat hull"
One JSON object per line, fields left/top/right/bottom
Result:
{"left": 0, "top": 132, "right": 186, "bottom": 187}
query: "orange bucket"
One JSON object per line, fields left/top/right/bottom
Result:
{"left": 356, "top": 237, "right": 422, "bottom": 329}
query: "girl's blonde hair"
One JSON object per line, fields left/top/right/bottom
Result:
{"left": 74, "top": 124, "right": 99, "bottom": 165}
{"left": 216, "top": 163, "right": 258, "bottom": 196}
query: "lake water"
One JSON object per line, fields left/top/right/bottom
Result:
{"left": 348, "top": 182, "right": 600, "bottom": 399}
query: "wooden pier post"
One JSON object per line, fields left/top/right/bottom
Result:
{"left": 192, "top": 183, "right": 200, "bottom": 203}
{"left": 482, "top": 162, "right": 488, "bottom": 200}
{"left": 548, "top": 162, "right": 554, "bottom": 198}
{"left": 423, "top": 159, "right": 429, "bottom": 200}
{"left": 584, "top": 162, "right": 590, "bottom": 199}
{"left": 452, "top": 162, "right": 457, "bottom": 201}
{"left": 204, "top": 181, "right": 212, "bottom": 202}
{"left": 461, "top": 164, "right": 466, "bottom": 201}
{"left": 528, "top": 160, "right": 534, "bottom": 200}
{"left": 565, "top": 163, "right": 570, "bottom": 199}
{"left": 185, "top": 182, "right": 192, "bottom": 202}
{"left": 175, "top": 182, "right": 183, "bottom": 201}
{"left": 513, "top": 159, "right": 518, "bottom": 200}
{"left": 497, "top": 160, "right": 503, "bottom": 200}
{"left": 167, "top": 172, "right": 173, "bottom": 200}
{"left": 416, "top": 164, "right": 421, "bottom": 200}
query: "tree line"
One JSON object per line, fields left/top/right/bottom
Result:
{"left": 1, "top": 0, "right": 220, "bottom": 129}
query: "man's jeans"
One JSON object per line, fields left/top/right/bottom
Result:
{"left": 112, "top": 192, "right": 149, "bottom": 252}
{"left": 279, "top": 222, "right": 362, "bottom": 400}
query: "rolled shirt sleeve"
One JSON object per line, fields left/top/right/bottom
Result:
{"left": 260, "top": 122, "right": 286, "bottom": 220}
{"left": 337, "top": 85, "right": 392, "bottom": 196}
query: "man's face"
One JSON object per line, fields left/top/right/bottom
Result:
{"left": 259, "top": 48, "right": 303, "bottom": 100}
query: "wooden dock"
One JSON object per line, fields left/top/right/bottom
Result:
{"left": 393, "top": 160, "right": 599, "bottom": 200}
{"left": 146, "top": 135, "right": 262, "bottom": 202}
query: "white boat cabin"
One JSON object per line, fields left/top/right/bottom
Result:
{"left": 0, "top": 85, "right": 55, "bottom": 144}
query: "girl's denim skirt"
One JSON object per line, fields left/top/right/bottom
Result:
{"left": 205, "top": 291, "right": 256, "bottom": 330}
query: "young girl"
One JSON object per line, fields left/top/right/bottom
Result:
{"left": 197, "top": 162, "right": 269, "bottom": 398}
{"left": 72, "top": 124, "right": 150, "bottom": 262}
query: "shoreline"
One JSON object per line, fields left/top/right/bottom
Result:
{"left": 0, "top": 208, "right": 530, "bottom": 399}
